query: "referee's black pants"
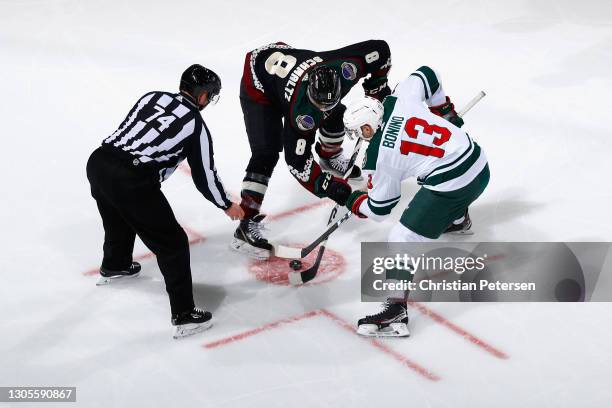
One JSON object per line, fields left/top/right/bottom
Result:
{"left": 86, "top": 147, "right": 195, "bottom": 315}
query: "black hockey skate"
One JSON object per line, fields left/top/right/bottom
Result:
{"left": 357, "top": 298, "right": 409, "bottom": 337}
{"left": 444, "top": 211, "right": 473, "bottom": 235}
{"left": 319, "top": 151, "right": 362, "bottom": 181}
{"left": 171, "top": 307, "right": 213, "bottom": 339}
{"left": 230, "top": 214, "right": 272, "bottom": 260}
{"left": 96, "top": 262, "right": 141, "bottom": 286}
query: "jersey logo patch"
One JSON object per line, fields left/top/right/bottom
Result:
{"left": 296, "top": 115, "right": 315, "bottom": 131}
{"left": 341, "top": 62, "right": 358, "bottom": 80}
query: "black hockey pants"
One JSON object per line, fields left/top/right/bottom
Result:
{"left": 86, "top": 147, "right": 195, "bottom": 315}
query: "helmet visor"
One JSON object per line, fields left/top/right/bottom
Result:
{"left": 208, "top": 90, "right": 220, "bottom": 105}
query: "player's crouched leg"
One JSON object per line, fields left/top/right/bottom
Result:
{"left": 400, "top": 164, "right": 490, "bottom": 240}
{"left": 355, "top": 224, "right": 428, "bottom": 338}
{"left": 231, "top": 151, "right": 280, "bottom": 260}
{"left": 357, "top": 166, "right": 490, "bottom": 338}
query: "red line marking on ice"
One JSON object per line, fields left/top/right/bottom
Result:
{"left": 82, "top": 225, "right": 206, "bottom": 276}
{"left": 204, "top": 310, "right": 319, "bottom": 349}
{"left": 368, "top": 339, "right": 440, "bottom": 381}
{"left": 408, "top": 301, "right": 508, "bottom": 359}
{"left": 267, "top": 200, "right": 331, "bottom": 222}
{"left": 203, "top": 309, "right": 440, "bottom": 381}
{"left": 183, "top": 225, "right": 206, "bottom": 243}
{"left": 318, "top": 309, "right": 440, "bottom": 381}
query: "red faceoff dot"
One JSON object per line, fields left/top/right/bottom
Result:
{"left": 248, "top": 245, "right": 346, "bottom": 286}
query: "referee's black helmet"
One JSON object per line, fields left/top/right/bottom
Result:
{"left": 180, "top": 64, "right": 221, "bottom": 109}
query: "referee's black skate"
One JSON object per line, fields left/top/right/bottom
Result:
{"left": 444, "top": 211, "right": 473, "bottom": 235}
{"left": 230, "top": 214, "right": 272, "bottom": 260}
{"left": 357, "top": 298, "right": 409, "bottom": 337}
{"left": 171, "top": 307, "right": 213, "bottom": 339}
{"left": 96, "top": 262, "right": 141, "bottom": 286}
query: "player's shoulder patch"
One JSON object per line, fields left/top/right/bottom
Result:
{"left": 341, "top": 62, "right": 358, "bottom": 80}
{"left": 290, "top": 81, "right": 323, "bottom": 132}
{"left": 296, "top": 114, "right": 315, "bottom": 131}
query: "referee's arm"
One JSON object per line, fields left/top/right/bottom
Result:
{"left": 187, "top": 120, "right": 232, "bottom": 210}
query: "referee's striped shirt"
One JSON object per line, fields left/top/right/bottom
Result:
{"left": 102, "top": 91, "right": 232, "bottom": 209}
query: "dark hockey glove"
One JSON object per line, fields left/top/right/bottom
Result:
{"left": 319, "top": 173, "right": 352, "bottom": 206}
{"left": 429, "top": 96, "right": 464, "bottom": 128}
{"left": 345, "top": 191, "right": 368, "bottom": 218}
{"left": 362, "top": 76, "right": 391, "bottom": 102}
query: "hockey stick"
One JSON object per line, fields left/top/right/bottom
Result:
{"left": 275, "top": 209, "right": 353, "bottom": 260}
{"left": 286, "top": 210, "right": 353, "bottom": 285}
{"left": 458, "top": 91, "right": 486, "bottom": 117}
{"left": 276, "top": 138, "right": 363, "bottom": 287}
{"left": 274, "top": 137, "right": 362, "bottom": 260}
{"left": 285, "top": 91, "right": 486, "bottom": 285}
{"left": 286, "top": 139, "right": 364, "bottom": 285}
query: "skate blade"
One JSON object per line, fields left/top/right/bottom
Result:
{"left": 229, "top": 238, "right": 270, "bottom": 260}
{"left": 357, "top": 323, "right": 410, "bottom": 338}
{"left": 173, "top": 321, "right": 213, "bottom": 339}
{"left": 96, "top": 272, "right": 140, "bottom": 286}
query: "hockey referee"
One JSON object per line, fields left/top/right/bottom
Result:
{"left": 86, "top": 64, "right": 244, "bottom": 339}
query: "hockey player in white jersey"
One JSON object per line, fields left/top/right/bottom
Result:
{"left": 343, "top": 66, "right": 490, "bottom": 337}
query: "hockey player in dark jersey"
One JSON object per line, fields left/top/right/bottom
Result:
{"left": 231, "top": 40, "right": 392, "bottom": 259}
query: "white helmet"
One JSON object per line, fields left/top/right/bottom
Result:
{"left": 343, "top": 97, "right": 384, "bottom": 140}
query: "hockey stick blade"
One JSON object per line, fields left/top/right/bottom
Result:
{"left": 288, "top": 244, "right": 325, "bottom": 285}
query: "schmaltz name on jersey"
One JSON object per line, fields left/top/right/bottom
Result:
{"left": 284, "top": 56, "right": 324, "bottom": 102}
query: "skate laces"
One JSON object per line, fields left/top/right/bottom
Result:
{"left": 248, "top": 219, "right": 268, "bottom": 240}
{"left": 192, "top": 307, "right": 206, "bottom": 316}
{"left": 329, "top": 154, "right": 350, "bottom": 173}
{"left": 366, "top": 299, "right": 405, "bottom": 319}
{"left": 366, "top": 300, "right": 393, "bottom": 319}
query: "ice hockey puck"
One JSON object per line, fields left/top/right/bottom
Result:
{"left": 289, "top": 259, "right": 303, "bottom": 270}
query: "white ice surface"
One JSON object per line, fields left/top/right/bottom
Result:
{"left": 1, "top": 0, "right": 612, "bottom": 407}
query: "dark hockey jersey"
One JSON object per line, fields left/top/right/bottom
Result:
{"left": 241, "top": 40, "right": 392, "bottom": 196}
{"left": 244, "top": 40, "right": 391, "bottom": 134}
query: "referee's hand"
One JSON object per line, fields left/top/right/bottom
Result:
{"left": 224, "top": 202, "right": 245, "bottom": 221}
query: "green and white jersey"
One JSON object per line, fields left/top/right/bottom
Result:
{"left": 360, "top": 66, "right": 488, "bottom": 219}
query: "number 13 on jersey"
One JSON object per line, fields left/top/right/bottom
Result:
{"left": 400, "top": 117, "right": 451, "bottom": 158}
